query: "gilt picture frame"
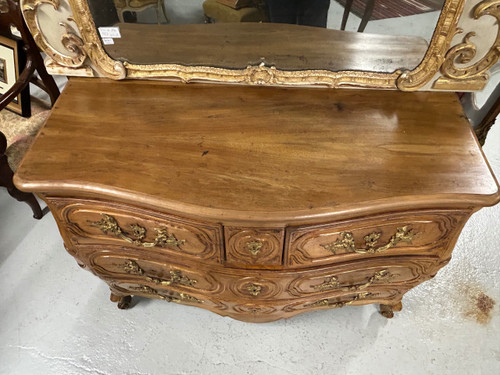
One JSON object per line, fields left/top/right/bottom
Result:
{"left": 19, "top": 0, "right": 500, "bottom": 91}
{"left": 0, "top": 34, "right": 30, "bottom": 117}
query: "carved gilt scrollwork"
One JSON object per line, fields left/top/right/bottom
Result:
{"left": 59, "top": 20, "right": 86, "bottom": 61}
{"left": 66, "top": 0, "right": 125, "bottom": 78}
{"left": 21, "top": 0, "right": 125, "bottom": 78}
{"left": 396, "top": 0, "right": 466, "bottom": 91}
{"left": 89, "top": 214, "right": 185, "bottom": 250}
{"left": 19, "top": 0, "right": 500, "bottom": 90}
{"left": 21, "top": 0, "right": 87, "bottom": 67}
{"left": 433, "top": 0, "right": 500, "bottom": 90}
{"left": 124, "top": 61, "right": 400, "bottom": 89}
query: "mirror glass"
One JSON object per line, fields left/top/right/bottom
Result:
{"left": 88, "top": 0, "right": 445, "bottom": 73}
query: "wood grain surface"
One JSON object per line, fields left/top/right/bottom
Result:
{"left": 14, "top": 78, "right": 500, "bottom": 225}
{"left": 13, "top": 77, "right": 500, "bottom": 322}
{"left": 105, "top": 22, "right": 429, "bottom": 72}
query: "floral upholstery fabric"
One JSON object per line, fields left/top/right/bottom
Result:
{"left": 0, "top": 97, "right": 50, "bottom": 172}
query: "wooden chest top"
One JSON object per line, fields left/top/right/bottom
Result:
{"left": 14, "top": 78, "right": 500, "bottom": 224}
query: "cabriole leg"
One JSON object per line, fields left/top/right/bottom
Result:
{"left": 379, "top": 301, "right": 403, "bottom": 318}
{"left": 110, "top": 293, "right": 132, "bottom": 310}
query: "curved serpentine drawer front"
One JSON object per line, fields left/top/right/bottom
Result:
{"left": 46, "top": 197, "right": 470, "bottom": 322}
{"left": 50, "top": 198, "right": 469, "bottom": 270}
{"left": 285, "top": 210, "right": 468, "bottom": 268}
{"left": 83, "top": 248, "right": 441, "bottom": 302}
{"left": 48, "top": 198, "right": 224, "bottom": 263}
{"left": 88, "top": 251, "right": 223, "bottom": 295}
{"left": 109, "top": 280, "right": 403, "bottom": 322}
{"left": 90, "top": 252, "right": 439, "bottom": 322}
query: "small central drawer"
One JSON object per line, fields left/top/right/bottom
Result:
{"left": 224, "top": 227, "right": 284, "bottom": 267}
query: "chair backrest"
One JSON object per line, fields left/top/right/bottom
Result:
{"left": 0, "top": 0, "right": 35, "bottom": 116}
{"left": 0, "top": 0, "right": 60, "bottom": 115}
{"left": 0, "top": 0, "right": 33, "bottom": 45}
{"left": 0, "top": 1, "right": 56, "bottom": 219}
{"left": 461, "top": 82, "right": 500, "bottom": 146}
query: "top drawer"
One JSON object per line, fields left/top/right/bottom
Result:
{"left": 48, "top": 198, "right": 224, "bottom": 263}
{"left": 285, "top": 210, "right": 468, "bottom": 268}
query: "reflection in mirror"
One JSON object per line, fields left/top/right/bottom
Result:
{"left": 88, "top": 0, "right": 445, "bottom": 73}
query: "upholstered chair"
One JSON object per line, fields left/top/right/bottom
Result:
{"left": 112, "top": 0, "right": 169, "bottom": 23}
{"left": 0, "top": 99, "right": 51, "bottom": 218}
{"left": 0, "top": 0, "right": 60, "bottom": 219}
{"left": 203, "top": 0, "right": 268, "bottom": 23}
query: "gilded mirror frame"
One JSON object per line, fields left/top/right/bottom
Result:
{"left": 20, "top": 0, "right": 500, "bottom": 91}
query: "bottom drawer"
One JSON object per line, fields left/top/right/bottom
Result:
{"left": 282, "top": 288, "right": 403, "bottom": 315}
{"left": 71, "top": 246, "right": 445, "bottom": 322}
{"left": 110, "top": 282, "right": 227, "bottom": 312}
{"left": 109, "top": 282, "right": 404, "bottom": 323}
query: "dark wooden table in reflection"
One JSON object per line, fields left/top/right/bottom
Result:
{"left": 104, "top": 22, "right": 428, "bottom": 72}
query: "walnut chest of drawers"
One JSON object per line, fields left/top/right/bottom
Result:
{"left": 15, "top": 78, "right": 500, "bottom": 322}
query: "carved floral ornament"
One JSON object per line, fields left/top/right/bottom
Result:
{"left": 19, "top": 0, "right": 500, "bottom": 91}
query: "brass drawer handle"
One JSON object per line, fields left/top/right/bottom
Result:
{"left": 130, "top": 285, "right": 203, "bottom": 304}
{"left": 321, "top": 226, "right": 417, "bottom": 255}
{"left": 313, "top": 269, "right": 392, "bottom": 292}
{"left": 123, "top": 260, "right": 197, "bottom": 287}
{"left": 309, "top": 292, "right": 370, "bottom": 308}
{"left": 246, "top": 240, "right": 263, "bottom": 256}
{"left": 89, "top": 214, "right": 185, "bottom": 250}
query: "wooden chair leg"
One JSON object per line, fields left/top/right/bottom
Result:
{"left": 0, "top": 131, "right": 44, "bottom": 219}
{"left": 159, "top": 0, "right": 170, "bottom": 23}
{"left": 32, "top": 54, "right": 60, "bottom": 107}
{"left": 341, "top": 0, "right": 354, "bottom": 30}
{"left": 358, "top": 0, "right": 375, "bottom": 32}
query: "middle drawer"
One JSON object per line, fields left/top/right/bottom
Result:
{"left": 224, "top": 227, "right": 285, "bottom": 267}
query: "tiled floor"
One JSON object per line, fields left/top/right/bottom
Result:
{"left": 1, "top": 11, "right": 499, "bottom": 375}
